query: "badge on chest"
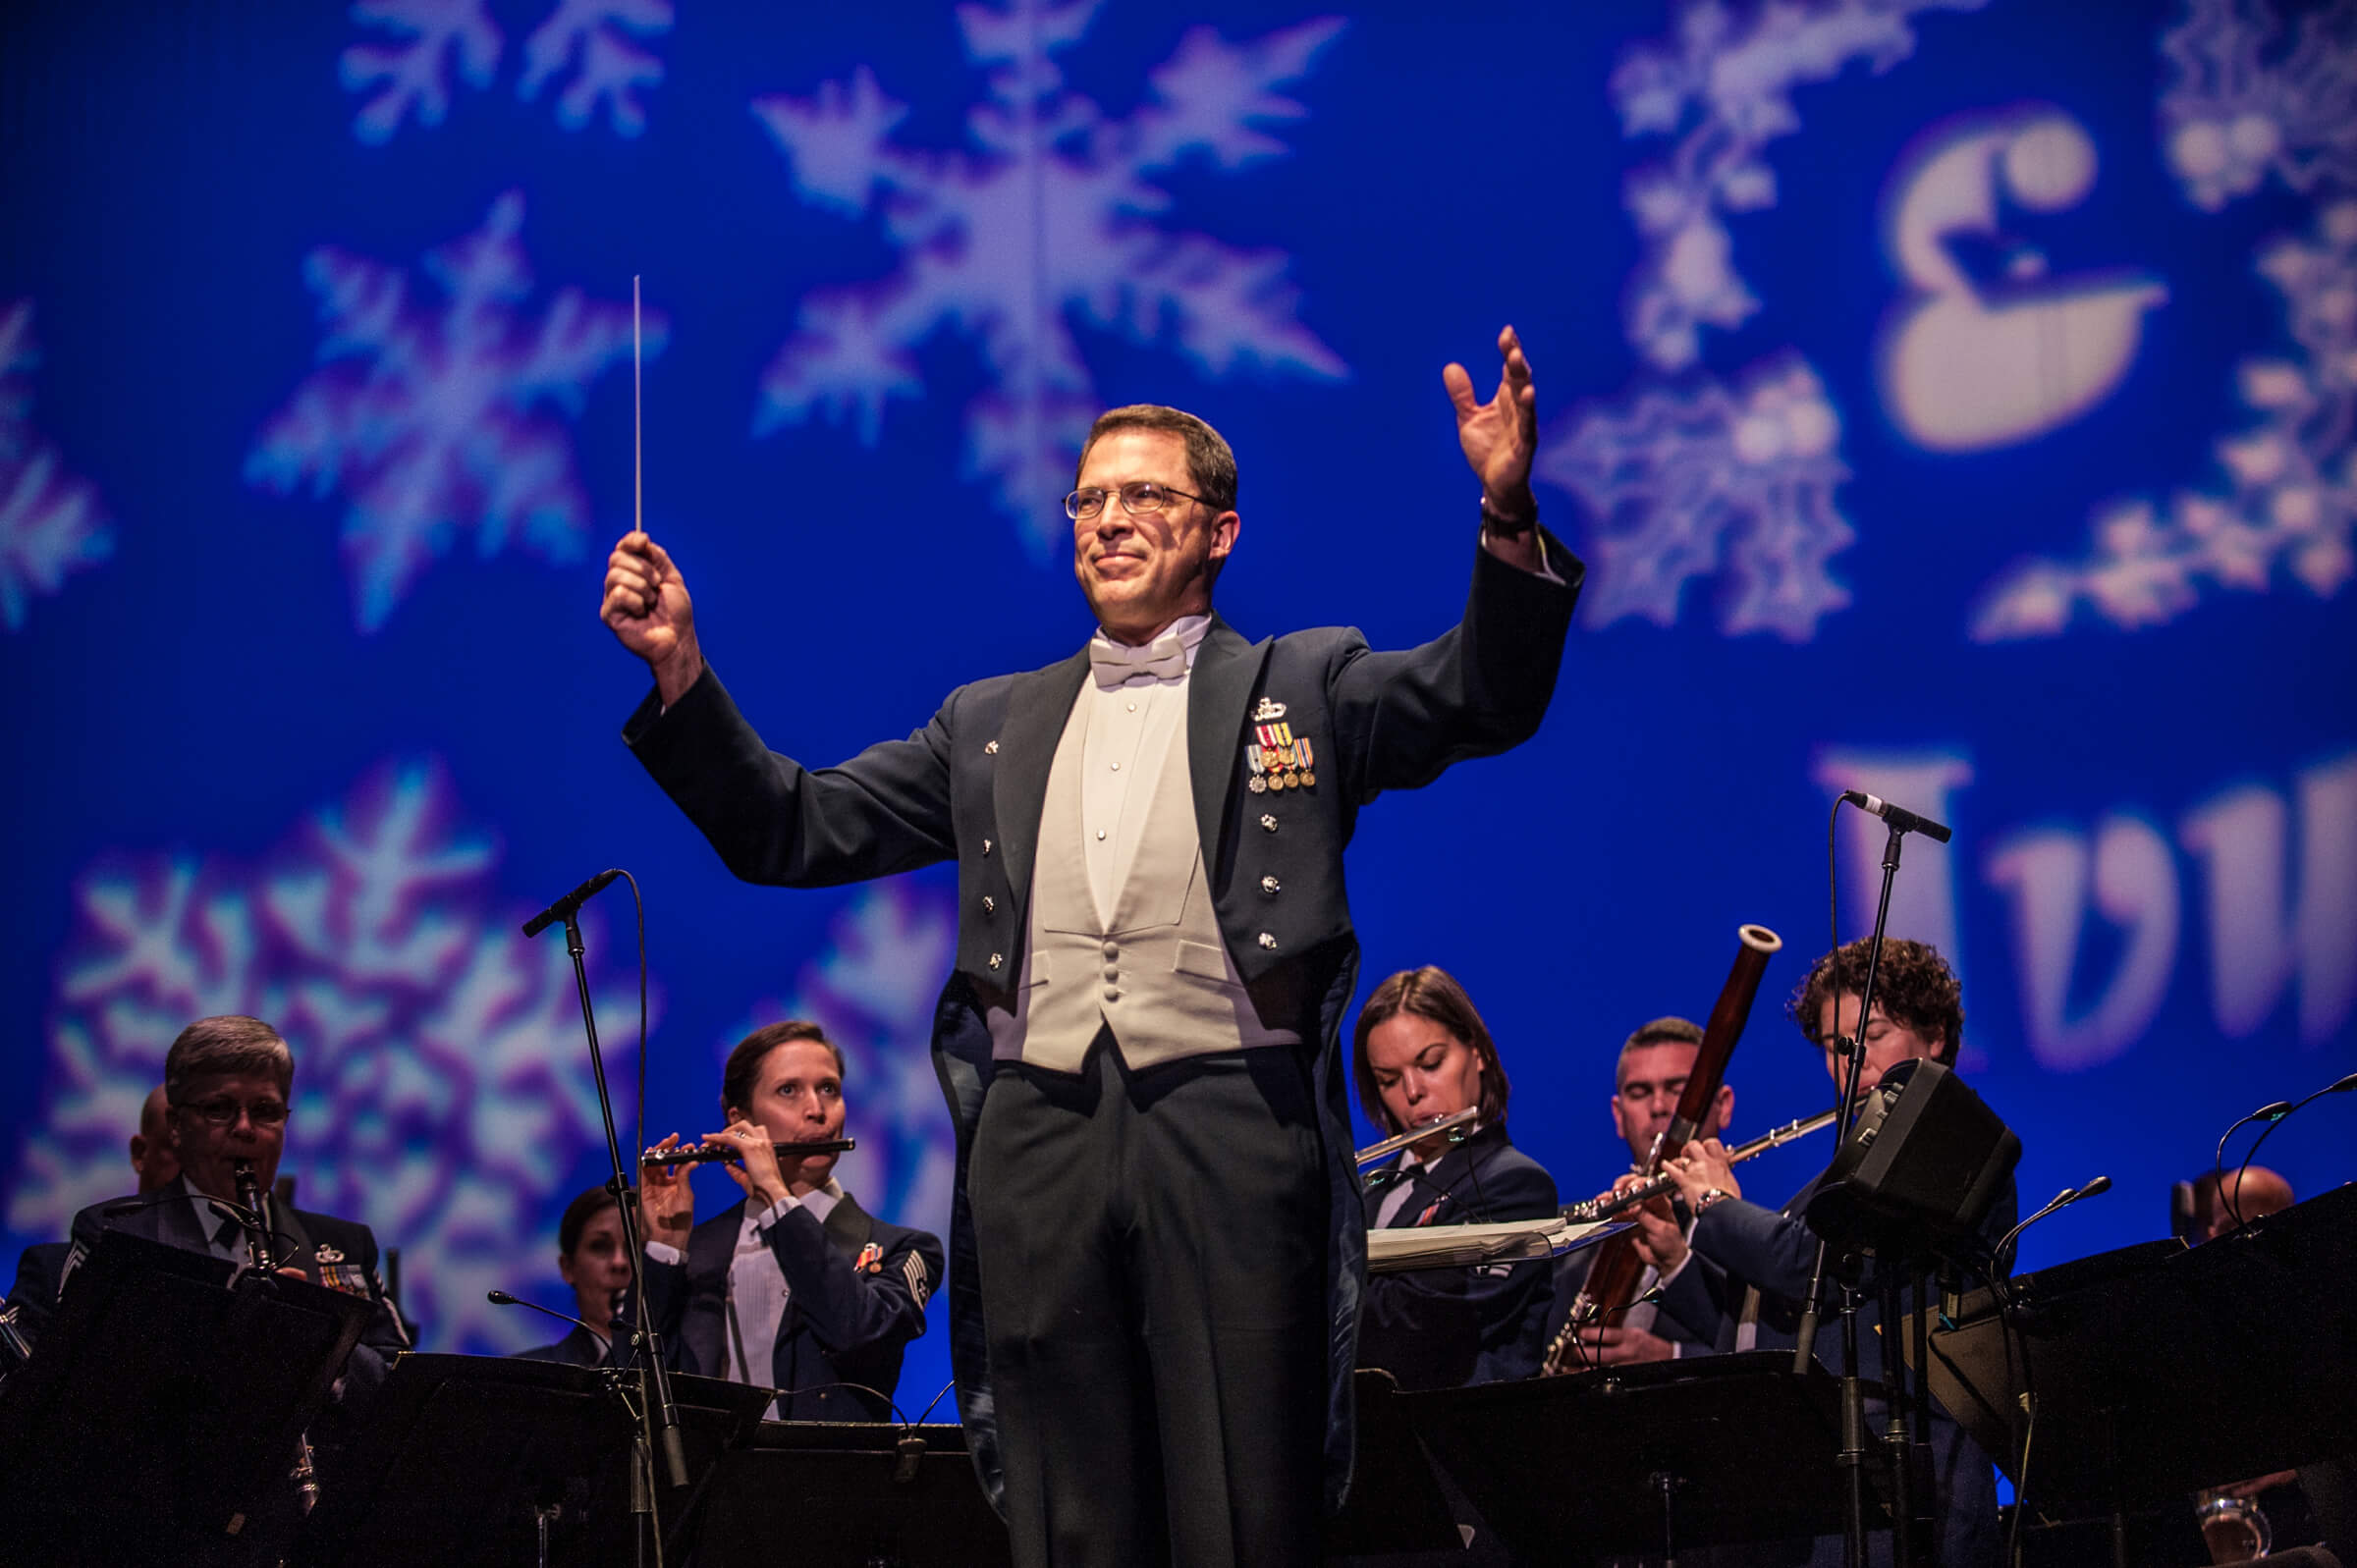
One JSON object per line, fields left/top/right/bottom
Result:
{"left": 1245, "top": 696, "right": 1315, "bottom": 792}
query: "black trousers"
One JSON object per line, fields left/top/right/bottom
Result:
{"left": 970, "top": 1033, "right": 1330, "bottom": 1568}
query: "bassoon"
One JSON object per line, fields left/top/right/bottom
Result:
{"left": 1541, "top": 923, "right": 1782, "bottom": 1376}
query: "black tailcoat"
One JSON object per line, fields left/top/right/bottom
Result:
{"left": 1356, "top": 1121, "right": 1560, "bottom": 1390}
{"left": 639, "top": 1191, "right": 942, "bottom": 1421}
{"left": 624, "top": 533, "right": 1580, "bottom": 1508}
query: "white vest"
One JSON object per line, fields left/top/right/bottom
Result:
{"left": 990, "top": 683, "right": 1299, "bottom": 1071}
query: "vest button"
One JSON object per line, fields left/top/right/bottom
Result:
{"left": 1103, "top": 965, "right": 1119, "bottom": 983}
{"left": 1103, "top": 984, "right": 1121, "bottom": 1001}
{"left": 1260, "top": 815, "right": 1278, "bottom": 833}
{"left": 988, "top": 952, "right": 1004, "bottom": 970}
{"left": 1260, "top": 876, "right": 1281, "bottom": 894}
{"left": 1258, "top": 933, "right": 1277, "bottom": 949}
{"left": 1101, "top": 940, "right": 1119, "bottom": 959}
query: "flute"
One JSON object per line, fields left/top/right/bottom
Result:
{"left": 640, "top": 1137, "right": 857, "bottom": 1168}
{"left": 1561, "top": 1107, "right": 1838, "bottom": 1223}
{"left": 1352, "top": 1107, "right": 1480, "bottom": 1167}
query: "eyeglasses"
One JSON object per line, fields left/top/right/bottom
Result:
{"left": 179, "top": 1096, "right": 290, "bottom": 1127}
{"left": 1064, "top": 480, "right": 1213, "bottom": 521}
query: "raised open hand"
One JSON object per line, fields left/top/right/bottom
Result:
{"left": 1443, "top": 325, "right": 1539, "bottom": 519}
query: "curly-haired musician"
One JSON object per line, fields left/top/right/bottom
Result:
{"left": 1642, "top": 939, "right": 2014, "bottom": 1568}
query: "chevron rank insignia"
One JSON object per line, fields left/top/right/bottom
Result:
{"left": 903, "top": 1253, "right": 932, "bottom": 1310}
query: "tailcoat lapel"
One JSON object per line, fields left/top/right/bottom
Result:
{"left": 1186, "top": 616, "right": 1273, "bottom": 884}
{"left": 992, "top": 650, "right": 1091, "bottom": 942}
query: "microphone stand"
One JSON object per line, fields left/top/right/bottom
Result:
{"left": 539, "top": 895, "right": 690, "bottom": 1518}
{"left": 1792, "top": 818, "right": 1910, "bottom": 1568}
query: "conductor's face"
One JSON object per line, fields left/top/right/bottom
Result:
{"left": 1071, "top": 428, "right": 1239, "bottom": 644}
{"left": 168, "top": 1071, "right": 289, "bottom": 1202}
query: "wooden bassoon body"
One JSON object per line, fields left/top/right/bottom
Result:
{"left": 1541, "top": 922, "right": 1781, "bottom": 1375}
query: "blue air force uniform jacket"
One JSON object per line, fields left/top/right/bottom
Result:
{"left": 623, "top": 530, "right": 1580, "bottom": 1509}
{"left": 640, "top": 1191, "right": 942, "bottom": 1422}
{"left": 1356, "top": 1122, "right": 1560, "bottom": 1389}
{"left": 64, "top": 1189, "right": 411, "bottom": 1418}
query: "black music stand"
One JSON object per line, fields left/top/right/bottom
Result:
{"left": 695, "top": 1417, "right": 1014, "bottom": 1567}
{"left": 0, "top": 1229, "right": 377, "bottom": 1567}
{"left": 1402, "top": 1351, "right": 1852, "bottom": 1562}
{"left": 1913, "top": 1184, "right": 2357, "bottom": 1521}
{"left": 1323, "top": 1368, "right": 1469, "bottom": 1559}
{"left": 296, "top": 1355, "right": 768, "bottom": 1568}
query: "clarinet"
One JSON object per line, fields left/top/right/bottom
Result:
{"left": 233, "top": 1162, "right": 320, "bottom": 1514}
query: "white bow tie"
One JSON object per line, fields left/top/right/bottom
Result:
{"left": 1089, "top": 631, "right": 1188, "bottom": 688}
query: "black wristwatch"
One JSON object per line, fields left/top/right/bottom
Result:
{"left": 1478, "top": 494, "right": 1535, "bottom": 539}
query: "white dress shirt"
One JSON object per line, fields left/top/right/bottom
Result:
{"left": 646, "top": 1180, "right": 843, "bottom": 1409}
{"left": 1078, "top": 614, "right": 1210, "bottom": 922}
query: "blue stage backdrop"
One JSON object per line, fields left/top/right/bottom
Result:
{"left": 4, "top": 0, "right": 2353, "bottom": 1410}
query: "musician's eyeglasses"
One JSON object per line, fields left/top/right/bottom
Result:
{"left": 180, "top": 1096, "right": 290, "bottom": 1127}
{"left": 1064, "top": 480, "right": 1213, "bottom": 521}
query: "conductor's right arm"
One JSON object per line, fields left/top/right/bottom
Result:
{"left": 603, "top": 531, "right": 957, "bottom": 888}
{"left": 603, "top": 529, "right": 707, "bottom": 706}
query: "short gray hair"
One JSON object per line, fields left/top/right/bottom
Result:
{"left": 165, "top": 1015, "right": 294, "bottom": 1103}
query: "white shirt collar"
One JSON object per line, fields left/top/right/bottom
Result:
{"left": 1090, "top": 612, "right": 1211, "bottom": 669}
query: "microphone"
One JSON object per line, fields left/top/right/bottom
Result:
{"left": 2216, "top": 1071, "right": 2357, "bottom": 1230}
{"left": 1992, "top": 1173, "right": 2111, "bottom": 1272}
{"left": 489, "top": 1289, "right": 608, "bottom": 1346}
{"left": 1838, "top": 790, "right": 1953, "bottom": 843}
{"left": 521, "top": 869, "right": 622, "bottom": 939}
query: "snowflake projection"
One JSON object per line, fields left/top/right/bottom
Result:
{"left": 750, "top": 0, "right": 1347, "bottom": 556}
{"left": 1541, "top": 354, "right": 1854, "bottom": 640}
{"left": 2157, "top": 0, "right": 2357, "bottom": 212}
{"left": 1971, "top": 197, "right": 2357, "bottom": 637}
{"left": 518, "top": 0, "right": 676, "bottom": 135}
{"left": 1540, "top": 0, "right": 1982, "bottom": 640}
{"left": 1971, "top": 0, "right": 2357, "bottom": 640}
{"left": 0, "top": 299, "right": 112, "bottom": 631}
{"left": 712, "top": 881, "right": 959, "bottom": 1244}
{"left": 1612, "top": 0, "right": 1987, "bottom": 372}
{"left": 2, "top": 761, "right": 646, "bottom": 1355}
{"left": 342, "top": 0, "right": 503, "bottom": 143}
{"left": 342, "top": 0, "right": 672, "bottom": 143}
{"left": 246, "top": 192, "right": 661, "bottom": 631}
